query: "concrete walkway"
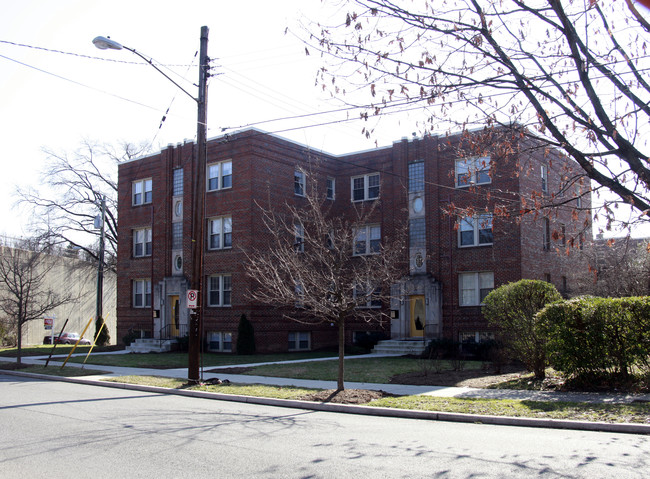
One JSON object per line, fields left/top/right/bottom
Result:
{"left": 7, "top": 352, "right": 650, "bottom": 404}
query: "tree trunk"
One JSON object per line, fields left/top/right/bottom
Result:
{"left": 337, "top": 320, "right": 345, "bottom": 391}
{"left": 17, "top": 319, "right": 22, "bottom": 365}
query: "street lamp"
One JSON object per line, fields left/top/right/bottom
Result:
{"left": 93, "top": 27, "right": 209, "bottom": 383}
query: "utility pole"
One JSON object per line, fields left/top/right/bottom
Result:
{"left": 95, "top": 195, "right": 106, "bottom": 343}
{"left": 188, "top": 26, "right": 209, "bottom": 383}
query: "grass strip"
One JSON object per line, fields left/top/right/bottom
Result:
{"left": 103, "top": 375, "right": 650, "bottom": 424}
{"left": 0, "top": 363, "right": 108, "bottom": 377}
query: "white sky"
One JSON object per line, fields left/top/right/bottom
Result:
{"left": 1, "top": 0, "right": 648, "bottom": 239}
{"left": 0, "top": 0, "right": 403, "bottom": 238}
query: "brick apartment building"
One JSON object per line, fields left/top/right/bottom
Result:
{"left": 117, "top": 127, "right": 591, "bottom": 352}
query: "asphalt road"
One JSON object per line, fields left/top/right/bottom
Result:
{"left": 1, "top": 374, "right": 648, "bottom": 478}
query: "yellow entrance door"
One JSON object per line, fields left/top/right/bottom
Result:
{"left": 410, "top": 295, "right": 425, "bottom": 337}
{"left": 170, "top": 295, "right": 180, "bottom": 336}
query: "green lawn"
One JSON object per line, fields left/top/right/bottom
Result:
{"left": 0, "top": 363, "right": 108, "bottom": 377}
{"left": 231, "top": 357, "right": 483, "bottom": 383}
{"left": 0, "top": 345, "right": 121, "bottom": 357}
{"left": 104, "top": 375, "right": 650, "bottom": 424}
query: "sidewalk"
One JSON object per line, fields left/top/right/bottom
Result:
{"left": 8, "top": 353, "right": 650, "bottom": 404}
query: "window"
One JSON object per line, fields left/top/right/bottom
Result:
{"left": 288, "top": 331, "right": 311, "bottom": 351}
{"left": 132, "top": 179, "right": 152, "bottom": 205}
{"left": 294, "top": 223, "right": 304, "bottom": 252}
{"left": 172, "top": 223, "right": 182, "bottom": 250}
{"left": 541, "top": 165, "right": 548, "bottom": 193}
{"left": 326, "top": 177, "right": 335, "bottom": 200}
{"left": 455, "top": 157, "right": 490, "bottom": 187}
{"left": 351, "top": 173, "right": 380, "bottom": 202}
{"left": 576, "top": 188, "right": 582, "bottom": 208}
{"left": 354, "top": 284, "right": 382, "bottom": 308}
{"left": 133, "top": 279, "right": 151, "bottom": 308}
{"left": 409, "top": 218, "right": 426, "bottom": 248}
{"left": 561, "top": 224, "right": 566, "bottom": 246}
{"left": 543, "top": 218, "right": 551, "bottom": 251}
{"left": 294, "top": 170, "right": 305, "bottom": 196}
{"left": 294, "top": 281, "right": 304, "bottom": 308}
{"left": 208, "top": 274, "right": 232, "bottom": 307}
{"left": 172, "top": 168, "right": 183, "bottom": 196}
{"left": 408, "top": 161, "right": 425, "bottom": 193}
{"left": 545, "top": 273, "right": 552, "bottom": 283}
{"left": 207, "top": 160, "right": 232, "bottom": 191}
{"left": 458, "top": 215, "right": 493, "bottom": 247}
{"left": 354, "top": 225, "right": 381, "bottom": 255}
{"left": 208, "top": 216, "right": 232, "bottom": 250}
{"left": 133, "top": 228, "right": 152, "bottom": 257}
{"left": 459, "top": 272, "right": 494, "bottom": 306}
{"left": 207, "top": 332, "right": 232, "bottom": 352}
{"left": 459, "top": 331, "right": 495, "bottom": 344}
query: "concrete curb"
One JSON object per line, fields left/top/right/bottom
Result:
{"left": 4, "top": 369, "right": 649, "bottom": 435}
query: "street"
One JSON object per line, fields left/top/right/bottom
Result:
{"left": 1, "top": 374, "right": 648, "bottom": 478}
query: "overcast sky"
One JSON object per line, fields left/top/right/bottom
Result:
{"left": 0, "top": 0, "right": 406, "bottom": 238}
{"left": 1, "top": 0, "right": 648, "bottom": 240}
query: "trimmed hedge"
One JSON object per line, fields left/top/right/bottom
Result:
{"left": 539, "top": 296, "right": 650, "bottom": 377}
{"left": 483, "top": 279, "right": 562, "bottom": 378}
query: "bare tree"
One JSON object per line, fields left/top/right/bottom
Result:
{"left": 16, "top": 140, "right": 149, "bottom": 272}
{"left": 245, "top": 171, "right": 405, "bottom": 391}
{"left": 0, "top": 240, "right": 73, "bottom": 364}
{"left": 306, "top": 0, "right": 650, "bottom": 233}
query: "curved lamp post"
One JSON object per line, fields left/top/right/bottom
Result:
{"left": 93, "top": 27, "right": 209, "bottom": 383}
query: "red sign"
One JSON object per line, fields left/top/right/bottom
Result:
{"left": 187, "top": 290, "right": 198, "bottom": 309}
{"left": 44, "top": 317, "right": 54, "bottom": 330}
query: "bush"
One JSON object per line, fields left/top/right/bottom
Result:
{"left": 423, "top": 338, "right": 459, "bottom": 359}
{"left": 353, "top": 331, "right": 389, "bottom": 352}
{"left": 122, "top": 329, "right": 140, "bottom": 347}
{"left": 94, "top": 316, "right": 111, "bottom": 346}
{"left": 539, "top": 296, "right": 650, "bottom": 378}
{"left": 483, "top": 279, "right": 562, "bottom": 379}
{"left": 236, "top": 314, "right": 256, "bottom": 355}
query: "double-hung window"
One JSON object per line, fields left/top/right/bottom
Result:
{"left": 294, "top": 170, "right": 305, "bottom": 196}
{"left": 133, "top": 279, "right": 151, "bottom": 308}
{"left": 207, "top": 160, "right": 232, "bottom": 191}
{"left": 458, "top": 214, "right": 493, "bottom": 247}
{"left": 541, "top": 165, "right": 548, "bottom": 193}
{"left": 132, "top": 179, "right": 152, "bottom": 205}
{"left": 208, "top": 274, "right": 232, "bottom": 307}
{"left": 459, "top": 272, "right": 494, "bottom": 306}
{"left": 288, "top": 332, "right": 310, "bottom": 351}
{"left": 351, "top": 173, "right": 380, "bottom": 202}
{"left": 326, "top": 177, "right": 335, "bottom": 200}
{"left": 294, "top": 223, "right": 304, "bottom": 252}
{"left": 133, "top": 227, "right": 152, "bottom": 257}
{"left": 455, "top": 157, "right": 490, "bottom": 187}
{"left": 354, "top": 284, "right": 382, "bottom": 308}
{"left": 354, "top": 225, "right": 381, "bottom": 255}
{"left": 208, "top": 216, "right": 232, "bottom": 250}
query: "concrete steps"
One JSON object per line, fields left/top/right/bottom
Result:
{"left": 126, "top": 338, "right": 177, "bottom": 353}
{"left": 371, "top": 339, "right": 429, "bottom": 355}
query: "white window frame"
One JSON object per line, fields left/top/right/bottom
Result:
{"left": 459, "top": 272, "right": 494, "bottom": 306}
{"left": 294, "top": 223, "right": 304, "bottom": 252}
{"left": 458, "top": 214, "right": 493, "bottom": 247}
{"left": 354, "top": 284, "right": 382, "bottom": 309}
{"left": 207, "top": 160, "right": 232, "bottom": 192}
{"left": 208, "top": 216, "right": 232, "bottom": 250}
{"left": 455, "top": 157, "right": 491, "bottom": 188}
{"left": 294, "top": 170, "right": 305, "bottom": 196}
{"left": 133, "top": 227, "right": 152, "bottom": 257}
{"left": 207, "top": 331, "right": 233, "bottom": 352}
{"left": 326, "top": 177, "right": 335, "bottom": 200}
{"left": 133, "top": 279, "right": 151, "bottom": 308}
{"left": 351, "top": 173, "right": 380, "bottom": 202}
{"left": 208, "top": 274, "right": 232, "bottom": 307}
{"left": 541, "top": 164, "right": 548, "bottom": 193}
{"left": 288, "top": 331, "right": 311, "bottom": 351}
{"left": 132, "top": 178, "right": 152, "bottom": 205}
{"left": 353, "top": 225, "right": 381, "bottom": 256}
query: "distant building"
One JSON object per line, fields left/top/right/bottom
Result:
{"left": 0, "top": 240, "right": 117, "bottom": 346}
{"left": 117, "top": 127, "right": 591, "bottom": 352}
